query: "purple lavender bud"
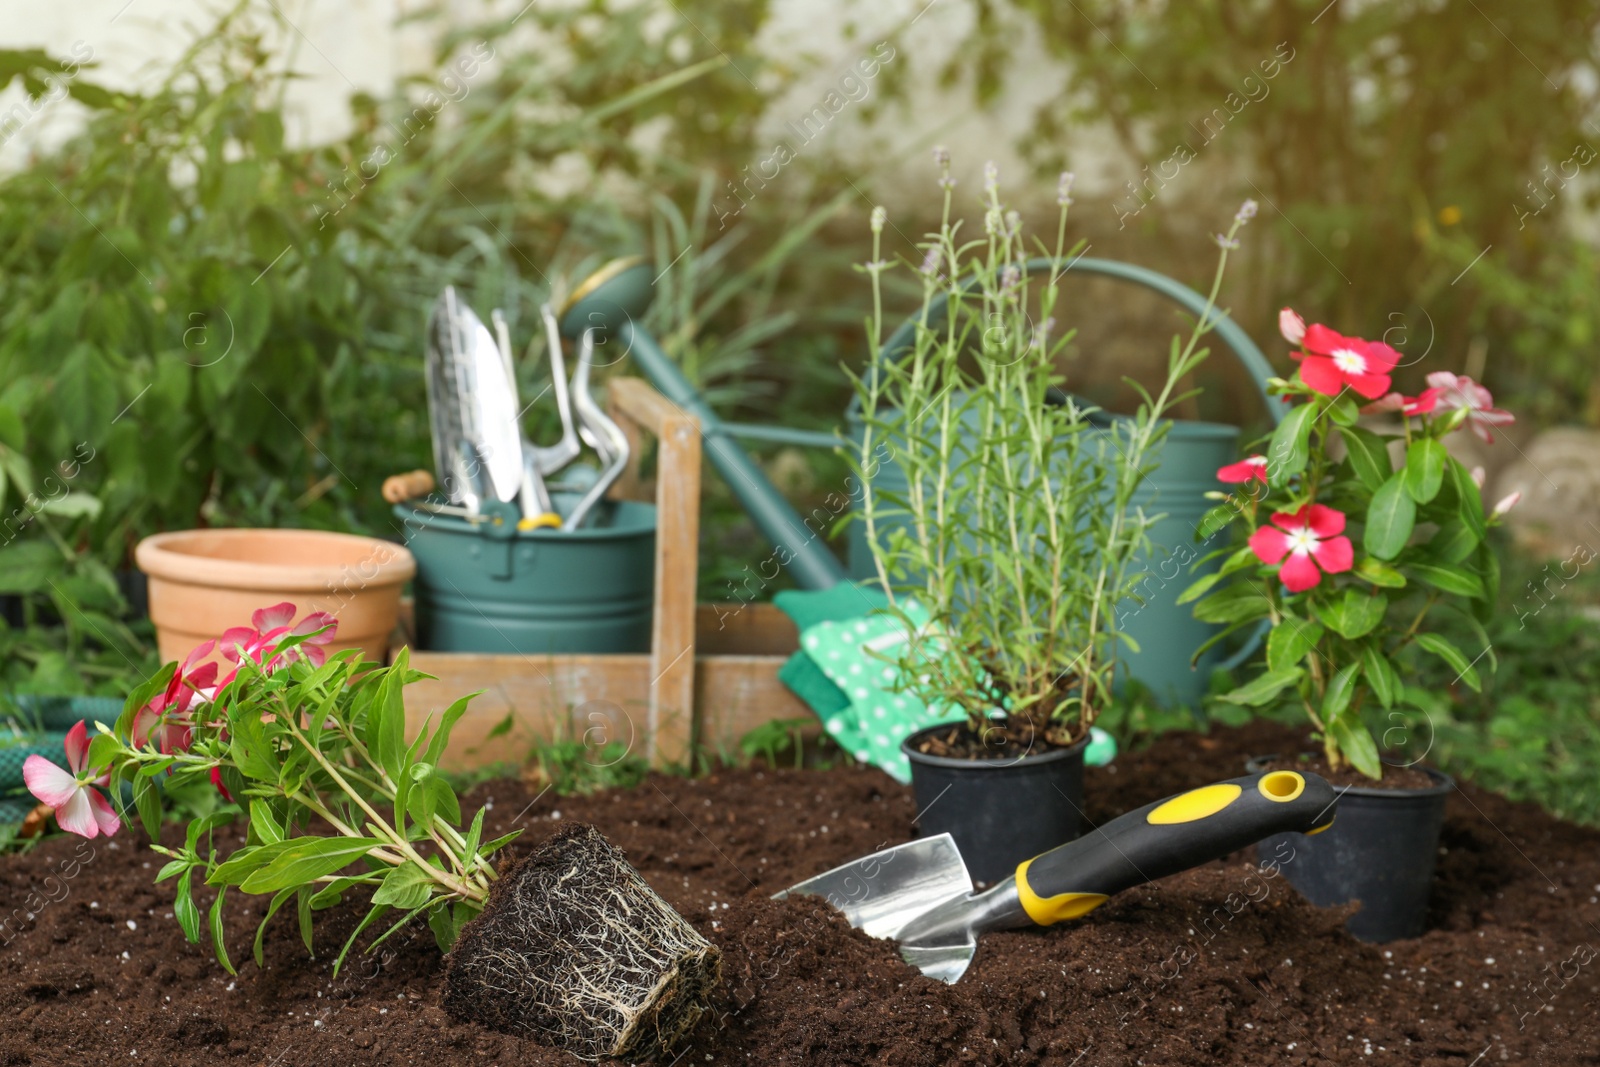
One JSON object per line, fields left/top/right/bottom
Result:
{"left": 932, "top": 145, "right": 950, "bottom": 168}
{"left": 1057, "top": 171, "right": 1075, "bottom": 206}
{"left": 1235, "top": 199, "right": 1258, "bottom": 223}
{"left": 984, "top": 161, "right": 999, "bottom": 194}
{"left": 919, "top": 246, "right": 941, "bottom": 275}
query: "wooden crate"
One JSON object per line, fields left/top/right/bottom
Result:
{"left": 399, "top": 377, "right": 814, "bottom": 770}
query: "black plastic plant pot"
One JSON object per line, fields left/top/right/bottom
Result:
{"left": 1247, "top": 755, "right": 1454, "bottom": 943}
{"left": 902, "top": 724, "right": 1089, "bottom": 886}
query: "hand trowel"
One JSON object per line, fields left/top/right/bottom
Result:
{"left": 778, "top": 769, "right": 1337, "bottom": 983}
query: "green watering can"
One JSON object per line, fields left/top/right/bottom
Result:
{"left": 558, "top": 256, "right": 1284, "bottom": 707}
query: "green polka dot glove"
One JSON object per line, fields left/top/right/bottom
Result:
{"left": 799, "top": 601, "right": 963, "bottom": 784}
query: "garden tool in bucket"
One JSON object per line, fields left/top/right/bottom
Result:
{"left": 779, "top": 769, "right": 1337, "bottom": 983}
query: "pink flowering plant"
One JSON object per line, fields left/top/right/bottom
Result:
{"left": 1183, "top": 310, "right": 1518, "bottom": 778}
{"left": 22, "top": 602, "right": 510, "bottom": 973}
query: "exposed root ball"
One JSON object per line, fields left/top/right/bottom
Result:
{"left": 443, "top": 822, "right": 721, "bottom": 1062}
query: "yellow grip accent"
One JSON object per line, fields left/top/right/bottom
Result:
{"left": 1306, "top": 815, "right": 1335, "bottom": 836}
{"left": 1015, "top": 858, "right": 1109, "bottom": 926}
{"left": 1145, "top": 783, "right": 1241, "bottom": 825}
{"left": 1258, "top": 771, "right": 1305, "bottom": 803}
{"left": 517, "top": 513, "right": 563, "bottom": 531}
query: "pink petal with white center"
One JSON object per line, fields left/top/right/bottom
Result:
{"left": 1250, "top": 525, "right": 1292, "bottom": 565}
{"left": 1217, "top": 456, "right": 1268, "bottom": 483}
{"left": 1360, "top": 393, "right": 1406, "bottom": 415}
{"left": 1297, "top": 354, "right": 1345, "bottom": 396}
{"left": 181, "top": 639, "right": 218, "bottom": 675}
{"left": 54, "top": 788, "right": 99, "bottom": 838}
{"left": 23, "top": 755, "right": 79, "bottom": 808}
{"left": 1279, "top": 308, "right": 1307, "bottom": 345}
{"left": 63, "top": 720, "right": 89, "bottom": 775}
{"left": 88, "top": 789, "right": 120, "bottom": 836}
{"left": 218, "top": 627, "right": 258, "bottom": 664}
{"left": 1492, "top": 491, "right": 1521, "bottom": 517}
{"left": 1311, "top": 534, "right": 1354, "bottom": 575}
{"left": 1357, "top": 341, "right": 1401, "bottom": 374}
{"left": 1278, "top": 552, "right": 1324, "bottom": 592}
{"left": 1301, "top": 504, "right": 1346, "bottom": 539}
{"left": 1346, "top": 371, "right": 1394, "bottom": 400}
{"left": 290, "top": 611, "right": 339, "bottom": 644}
{"left": 186, "top": 661, "right": 219, "bottom": 690}
{"left": 252, "top": 602, "right": 297, "bottom": 632}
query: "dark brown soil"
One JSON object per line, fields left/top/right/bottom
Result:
{"left": 910, "top": 717, "right": 1080, "bottom": 759}
{"left": 1259, "top": 753, "right": 1441, "bottom": 791}
{"left": 1, "top": 720, "right": 1596, "bottom": 1066}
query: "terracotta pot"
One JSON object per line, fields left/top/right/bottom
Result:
{"left": 135, "top": 529, "right": 416, "bottom": 664}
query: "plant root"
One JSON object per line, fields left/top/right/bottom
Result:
{"left": 442, "top": 822, "right": 720, "bottom": 1062}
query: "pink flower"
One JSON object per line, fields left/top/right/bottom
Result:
{"left": 1425, "top": 372, "right": 1514, "bottom": 443}
{"left": 211, "top": 767, "right": 233, "bottom": 803}
{"left": 1248, "top": 504, "right": 1355, "bottom": 593}
{"left": 1217, "top": 455, "right": 1269, "bottom": 484}
{"left": 1279, "top": 308, "right": 1307, "bottom": 346}
{"left": 1491, "top": 491, "right": 1521, "bottom": 517}
{"left": 1470, "top": 466, "right": 1487, "bottom": 489}
{"left": 1296, "top": 325, "right": 1401, "bottom": 399}
{"left": 132, "top": 640, "right": 218, "bottom": 753}
{"left": 1359, "top": 388, "right": 1440, "bottom": 417}
{"left": 23, "top": 721, "right": 120, "bottom": 839}
{"left": 219, "top": 602, "right": 339, "bottom": 673}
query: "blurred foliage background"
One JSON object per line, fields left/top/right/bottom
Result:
{"left": 0, "top": 0, "right": 1596, "bottom": 819}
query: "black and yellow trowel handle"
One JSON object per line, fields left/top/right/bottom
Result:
{"left": 1010, "top": 769, "right": 1336, "bottom": 926}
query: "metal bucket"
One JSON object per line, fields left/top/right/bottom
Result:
{"left": 395, "top": 493, "right": 656, "bottom": 654}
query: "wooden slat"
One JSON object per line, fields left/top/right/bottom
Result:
{"left": 695, "top": 602, "right": 799, "bottom": 656}
{"left": 405, "top": 651, "right": 653, "bottom": 771}
{"left": 605, "top": 377, "right": 701, "bottom": 767}
{"left": 643, "top": 403, "right": 701, "bottom": 766}
{"left": 402, "top": 650, "right": 814, "bottom": 770}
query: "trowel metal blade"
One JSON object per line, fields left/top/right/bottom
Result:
{"left": 776, "top": 833, "right": 977, "bottom": 983}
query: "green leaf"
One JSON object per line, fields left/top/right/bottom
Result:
{"left": 1324, "top": 392, "right": 1357, "bottom": 426}
{"left": 1320, "top": 663, "right": 1362, "bottom": 720}
{"left": 1195, "top": 503, "right": 1241, "bottom": 541}
{"left": 254, "top": 887, "right": 297, "bottom": 968}
{"left": 1193, "top": 584, "right": 1273, "bottom": 625}
{"left": 428, "top": 900, "right": 469, "bottom": 953}
{"left": 1415, "top": 633, "right": 1483, "bottom": 692}
{"left": 1407, "top": 562, "right": 1484, "bottom": 599}
{"left": 370, "top": 864, "right": 436, "bottom": 911}
{"left": 1475, "top": 538, "right": 1501, "bottom": 621}
{"left": 462, "top": 806, "right": 486, "bottom": 863}
{"left": 310, "top": 875, "right": 374, "bottom": 911}
{"left": 209, "top": 886, "right": 237, "bottom": 976}
{"left": 1444, "top": 457, "right": 1487, "bottom": 539}
{"left": 478, "top": 830, "right": 522, "bottom": 858}
{"left": 1219, "top": 668, "right": 1303, "bottom": 707}
{"left": 207, "top": 844, "right": 270, "bottom": 887}
{"left": 85, "top": 731, "right": 119, "bottom": 776}
{"left": 1353, "top": 557, "right": 1406, "bottom": 589}
{"left": 1327, "top": 711, "right": 1383, "bottom": 779}
{"left": 1403, "top": 438, "right": 1446, "bottom": 503}
{"left": 1339, "top": 425, "right": 1393, "bottom": 492}
{"left": 134, "top": 775, "right": 162, "bottom": 841}
{"left": 1361, "top": 644, "right": 1401, "bottom": 708}
{"left": 1266, "top": 617, "right": 1325, "bottom": 673}
{"left": 1266, "top": 402, "right": 1317, "bottom": 487}
{"left": 155, "top": 859, "right": 188, "bottom": 883}
{"left": 422, "top": 693, "right": 478, "bottom": 768}
{"left": 249, "top": 800, "right": 285, "bottom": 846}
{"left": 1312, "top": 588, "right": 1388, "bottom": 640}
{"left": 372, "top": 651, "right": 410, "bottom": 782}
{"left": 297, "top": 886, "right": 315, "bottom": 955}
{"left": 1364, "top": 473, "right": 1416, "bottom": 560}
{"left": 1429, "top": 520, "right": 1480, "bottom": 564}
{"left": 1176, "top": 571, "right": 1223, "bottom": 605}
{"left": 239, "top": 837, "right": 384, "bottom": 895}
{"left": 174, "top": 870, "right": 202, "bottom": 944}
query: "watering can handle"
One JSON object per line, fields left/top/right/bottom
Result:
{"left": 861, "top": 255, "right": 1283, "bottom": 673}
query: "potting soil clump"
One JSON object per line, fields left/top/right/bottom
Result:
{"left": 442, "top": 821, "right": 720, "bottom": 1062}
